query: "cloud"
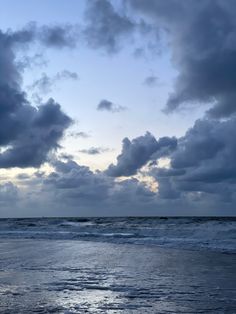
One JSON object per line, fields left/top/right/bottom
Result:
{"left": 69, "top": 131, "right": 90, "bottom": 139}
{"left": 6, "top": 22, "right": 79, "bottom": 49}
{"left": 40, "top": 158, "right": 156, "bottom": 215}
{"left": 55, "top": 70, "right": 78, "bottom": 80}
{"left": 39, "top": 24, "right": 79, "bottom": 48}
{"left": 83, "top": 0, "right": 135, "bottom": 53}
{"left": 17, "top": 53, "right": 48, "bottom": 71}
{"left": 0, "top": 98, "right": 71, "bottom": 168}
{"left": 81, "top": 1, "right": 236, "bottom": 117}
{"left": 28, "top": 70, "right": 78, "bottom": 94}
{"left": 4, "top": 149, "right": 236, "bottom": 216}
{"left": 79, "top": 147, "right": 111, "bottom": 155}
{"left": 97, "top": 99, "right": 126, "bottom": 112}
{"left": 16, "top": 173, "right": 31, "bottom": 180}
{"left": 0, "top": 25, "right": 76, "bottom": 169}
{"left": 127, "top": 0, "right": 236, "bottom": 118}
{"left": 143, "top": 75, "right": 159, "bottom": 87}
{"left": 45, "top": 159, "right": 111, "bottom": 201}
{"left": 0, "top": 182, "right": 18, "bottom": 204}
{"left": 2, "top": 3, "right": 236, "bottom": 215}
{"left": 106, "top": 132, "right": 177, "bottom": 177}
{"left": 29, "top": 73, "right": 53, "bottom": 94}
{"left": 150, "top": 116, "right": 236, "bottom": 202}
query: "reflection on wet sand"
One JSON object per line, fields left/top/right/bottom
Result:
{"left": 0, "top": 239, "right": 236, "bottom": 313}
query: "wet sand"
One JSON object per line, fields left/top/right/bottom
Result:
{"left": 0, "top": 239, "right": 235, "bottom": 313}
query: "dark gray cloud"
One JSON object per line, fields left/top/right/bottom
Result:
{"left": 83, "top": 0, "right": 135, "bottom": 53}
{"left": 82, "top": 0, "right": 162, "bottom": 57}
{"left": 39, "top": 24, "right": 79, "bottom": 48}
{"left": 4, "top": 151, "right": 236, "bottom": 216}
{"left": 45, "top": 159, "right": 111, "bottom": 201}
{"left": 0, "top": 25, "right": 74, "bottom": 168}
{"left": 150, "top": 116, "right": 236, "bottom": 202}
{"left": 97, "top": 99, "right": 126, "bottom": 112}
{"left": 106, "top": 132, "right": 177, "bottom": 177}
{"left": 0, "top": 98, "right": 71, "bottom": 168}
{"left": 28, "top": 70, "right": 78, "bottom": 94}
{"left": 127, "top": 0, "right": 236, "bottom": 118}
{"left": 79, "top": 147, "right": 111, "bottom": 155}
{"left": 82, "top": 0, "right": 236, "bottom": 117}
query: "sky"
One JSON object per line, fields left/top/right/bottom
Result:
{"left": 0, "top": 0, "right": 236, "bottom": 217}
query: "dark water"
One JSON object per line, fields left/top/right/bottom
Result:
{"left": 0, "top": 217, "right": 235, "bottom": 253}
{"left": 0, "top": 217, "right": 235, "bottom": 313}
{"left": 0, "top": 239, "right": 235, "bottom": 313}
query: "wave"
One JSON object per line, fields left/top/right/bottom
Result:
{"left": 0, "top": 217, "right": 235, "bottom": 253}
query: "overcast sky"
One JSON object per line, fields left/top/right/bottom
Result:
{"left": 0, "top": 0, "right": 235, "bottom": 217}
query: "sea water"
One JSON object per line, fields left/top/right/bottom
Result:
{"left": 0, "top": 217, "right": 235, "bottom": 313}
{"left": 0, "top": 217, "right": 235, "bottom": 253}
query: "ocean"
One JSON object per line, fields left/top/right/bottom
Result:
{"left": 0, "top": 217, "right": 235, "bottom": 253}
{"left": 0, "top": 217, "right": 235, "bottom": 313}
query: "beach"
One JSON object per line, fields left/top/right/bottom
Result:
{"left": 1, "top": 0, "right": 236, "bottom": 312}
{"left": 0, "top": 238, "right": 236, "bottom": 313}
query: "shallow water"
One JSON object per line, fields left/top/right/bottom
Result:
{"left": 0, "top": 239, "right": 236, "bottom": 313}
